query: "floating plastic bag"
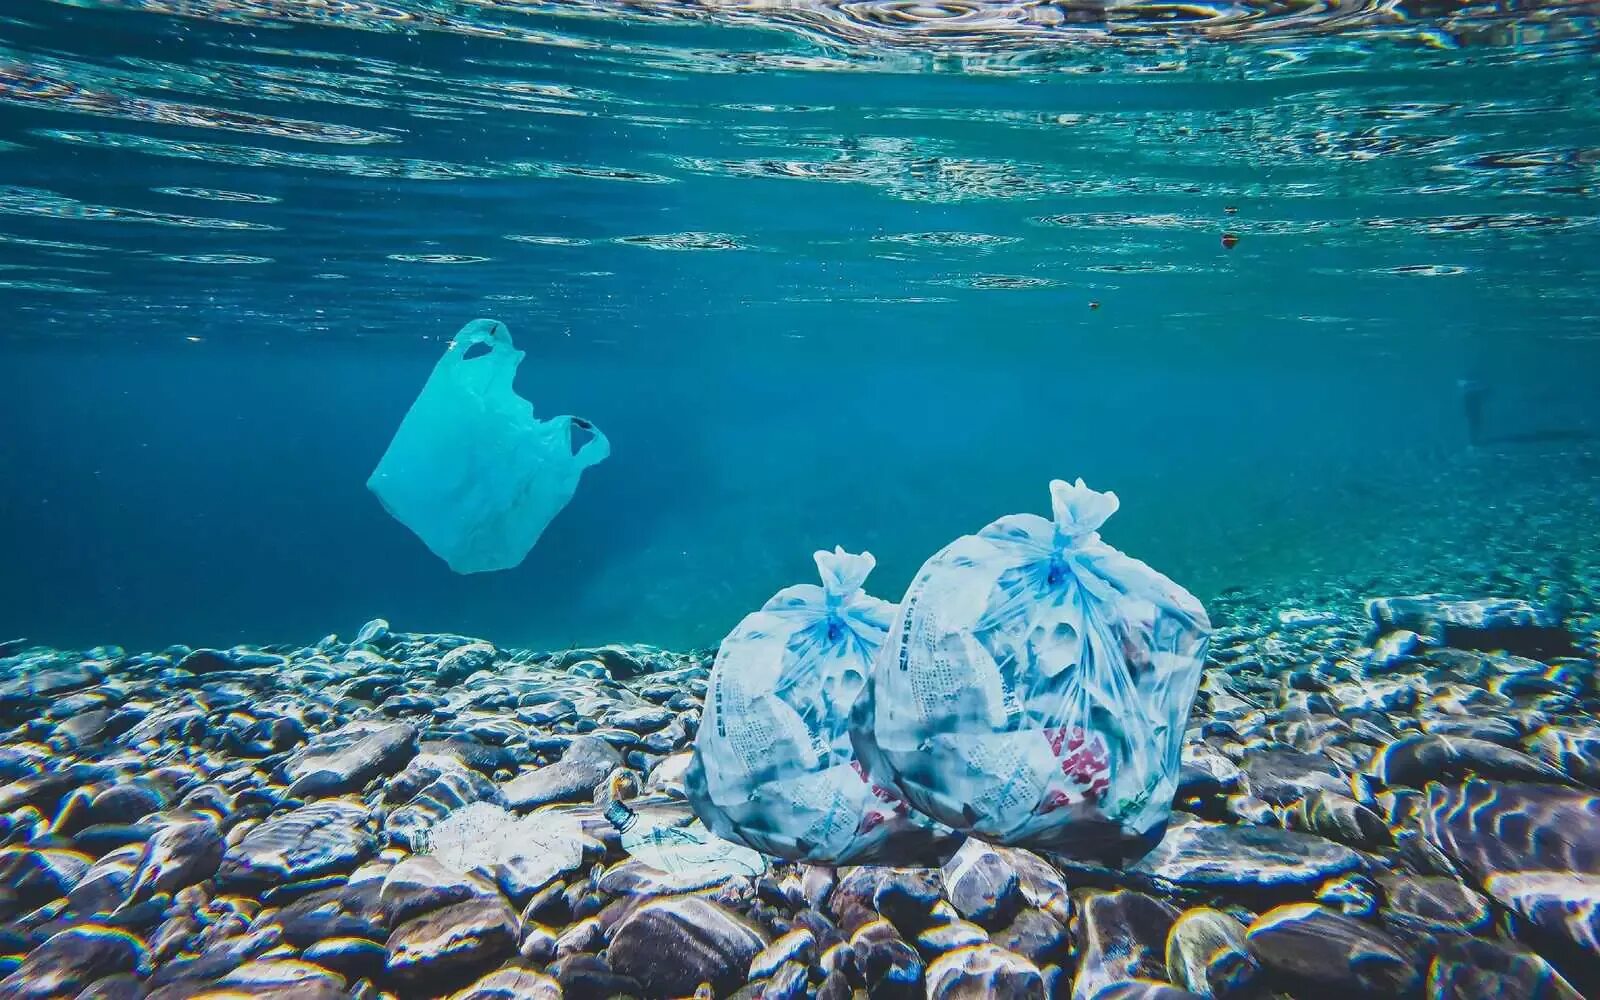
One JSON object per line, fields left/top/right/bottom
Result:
{"left": 368, "top": 318, "right": 609, "bottom": 574}
{"left": 686, "top": 548, "right": 952, "bottom": 864}
{"left": 605, "top": 800, "right": 767, "bottom": 879}
{"left": 851, "top": 480, "right": 1210, "bottom": 863}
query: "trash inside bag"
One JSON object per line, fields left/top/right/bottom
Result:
{"left": 850, "top": 480, "right": 1211, "bottom": 863}
{"left": 686, "top": 548, "right": 954, "bottom": 864}
{"left": 368, "top": 318, "right": 609, "bottom": 574}
{"left": 605, "top": 800, "right": 767, "bottom": 878}
{"left": 421, "top": 802, "right": 585, "bottom": 875}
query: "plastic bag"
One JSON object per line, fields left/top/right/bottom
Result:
{"left": 421, "top": 802, "right": 586, "bottom": 876}
{"left": 605, "top": 800, "right": 767, "bottom": 879}
{"left": 368, "top": 318, "right": 609, "bottom": 574}
{"left": 851, "top": 480, "right": 1210, "bottom": 863}
{"left": 686, "top": 548, "right": 951, "bottom": 864}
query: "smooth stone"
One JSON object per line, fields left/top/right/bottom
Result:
{"left": 217, "top": 798, "right": 375, "bottom": 889}
{"left": 1242, "top": 749, "right": 1350, "bottom": 806}
{"left": 759, "top": 961, "right": 808, "bottom": 1000}
{"left": 852, "top": 925, "right": 924, "bottom": 999}
{"left": 1284, "top": 790, "right": 1393, "bottom": 851}
{"left": 550, "top": 953, "right": 643, "bottom": 1000}
{"left": 1420, "top": 779, "right": 1600, "bottom": 982}
{"left": 380, "top": 855, "right": 498, "bottom": 926}
{"left": 1377, "top": 874, "right": 1491, "bottom": 940}
{"left": 1071, "top": 890, "right": 1179, "bottom": 1000}
{"left": 282, "top": 721, "right": 417, "bottom": 799}
{"left": 1425, "top": 936, "right": 1582, "bottom": 999}
{"left": 1091, "top": 984, "right": 1206, "bottom": 1000}
{"left": 1165, "top": 907, "right": 1259, "bottom": 999}
{"left": 916, "top": 919, "right": 990, "bottom": 955}
{"left": 1374, "top": 734, "right": 1574, "bottom": 789}
{"left": 990, "top": 908, "right": 1069, "bottom": 966}
{"left": 749, "top": 928, "right": 815, "bottom": 980}
{"left": 608, "top": 895, "right": 767, "bottom": 997}
{"left": 125, "top": 817, "right": 224, "bottom": 903}
{"left": 1121, "top": 816, "right": 1365, "bottom": 899}
{"left": 925, "top": 943, "right": 1045, "bottom": 1000}
{"left": 437, "top": 643, "right": 498, "bottom": 687}
{"left": 1526, "top": 726, "right": 1600, "bottom": 789}
{"left": 445, "top": 963, "right": 562, "bottom": 1000}
{"left": 942, "top": 839, "right": 1023, "bottom": 929}
{"left": 501, "top": 737, "right": 622, "bottom": 810}
{"left": 1316, "top": 873, "right": 1380, "bottom": 919}
{"left": 1246, "top": 902, "right": 1421, "bottom": 997}
{"left": 212, "top": 958, "right": 345, "bottom": 993}
{"left": 827, "top": 867, "right": 942, "bottom": 934}
{"left": 86, "top": 784, "right": 169, "bottom": 827}
{"left": 385, "top": 897, "right": 519, "bottom": 988}
{"left": 70, "top": 972, "right": 146, "bottom": 1000}
{"left": 0, "top": 847, "right": 91, "bottom": 908}
{"left": 299, "top": 936, "right": 386, "bottom": 981}
{"left": 0, "top": 924, "right": 149, "bottom": 999}
{"left": 1366, "top": 594, "right": 1570, "bottom": 657}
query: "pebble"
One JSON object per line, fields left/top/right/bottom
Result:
{"left": 1246, "top": 902, "right": 1421, "bottom": 996}
{"left": 501, "top": 736, "right": 622, "bottom": 809}
{"left": 609, "top": 895, "right": 767, "bottom": 997}
{"left": 282, "top": 721, "right": 417, "bottom": 799}
{"left": 925, "top": 943, "right": 1045, "bottom": 1000}
{"left": 217, "top": 798, "right": 376, "bottom": 888}
{"left": 0, "top": 925, "right": 149, "bottom": 999}
{"left": 1164, "top": 907, "right": 1259, "bottom": 998}
{"left": 941, "top": 838, "right": 1023, "bottom": 929}
{"left": 447, "top": 963, "right": 563, "bottom": 1000}
{"left": 1119, "top": 815, "right": 1365, "bottom": 901}
{"left": 385, "top": 896, "right": 519, "bottom": 988}
{"left": 1071, "top": 889, "right": 1178, "bottom": 1000}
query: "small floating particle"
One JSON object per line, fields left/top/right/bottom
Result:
{"left": 1225, "top": 206, "right": 1238, "bottom": 215}
{"left": 1221, "top": 233, "right": 1240, "bottom": 250}
{"left": 1089, "top": 301, "right": 1101, "bottom": 310}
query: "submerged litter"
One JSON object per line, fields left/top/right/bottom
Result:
{"left": 368, "top": 318, "right": 609, "bottom": 573}
{"left": 606, "top": 799, "right": 767, "bottom": 878}
{"left": 687, "top": 548, "right": 951, "bottom": 864}
{"left": 852, "top": 478, "right": 1211, "bottom": 863}
{"left": 421, "top": 801, "right": 585, "bottom": 875}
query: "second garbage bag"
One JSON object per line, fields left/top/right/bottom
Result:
{"left": 368, "top": 318, "right": 609, "bottom": 574}
{"left": 686, "top": 548, "right": 952, "bottom": 864}
{"left": 851, "top": 479, "right": 1211, "bottom": 863}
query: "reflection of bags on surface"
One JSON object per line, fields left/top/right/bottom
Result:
{"left": 368, "top": 318, "right": 609, "bottom": 574}
{"left": 851, "top": 480, "right": 1210, "bottom": 862}
{"left": 687, "top": 549, "right": 952, "bottom": 865}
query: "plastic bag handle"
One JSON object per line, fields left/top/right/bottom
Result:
{"left": 558, "top": 416, "right": 611, "bottom": 469}
{"left": 447, "top": 318, "right": 515, "bottom": 360}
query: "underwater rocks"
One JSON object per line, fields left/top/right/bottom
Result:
{"left": 608, "top": 896, "right": 766, "bottom": 996}
{"left": 0, "top": 606, "right": 1593, "bottom": 999}
{"left": 1368, "top": 594, "right": 1572, "bottom": 657}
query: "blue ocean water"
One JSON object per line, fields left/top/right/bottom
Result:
{"left": 0, "top": 0, "right": 1597, "bottom": 651}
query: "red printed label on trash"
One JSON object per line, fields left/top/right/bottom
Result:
{"left": 852, "top": 760, "right": 908, "bottom": 832}
{"left": 1040, "top": 725, "right": 1111, "bottom": 809}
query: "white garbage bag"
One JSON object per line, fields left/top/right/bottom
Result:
{"left": 851, "top": 480, "right": 1210, "bottom": 862}
{"left": 367, "top": 318, "right": 609, "bottom": 574}
{"left": 686, "top": 548, "right": 952, "bottom": 864}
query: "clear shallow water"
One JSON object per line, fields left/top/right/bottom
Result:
{"left": 0, "top": 0, "right": 1597, "bottom": 650}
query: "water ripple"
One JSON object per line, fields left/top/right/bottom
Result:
{"left": 0, "top": 184, "right": 276, "bottom": 230}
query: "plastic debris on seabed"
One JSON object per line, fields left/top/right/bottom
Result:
{"left": 605, "top": 800, "right": 767, "bottom": 878}
{"left": 686, "top": 548, "right": 954, "bottom": 864}
{"left": 851, "top": 479, "right": 1211, "bottom": 864}
{"left": 421, "top": 802, "right": 585, "bottom": 875}
{"left": 367, "top": 318, "right": 610, "bottom": 574}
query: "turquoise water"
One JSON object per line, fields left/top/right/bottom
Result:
{"left": 1, "top": 0, "right": 1597, "bottom": 650}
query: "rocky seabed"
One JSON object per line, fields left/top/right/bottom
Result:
{"left": 0, "top": 594, "right": 1597, "bottom": 1000}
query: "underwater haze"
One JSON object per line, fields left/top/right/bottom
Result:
{"left": 1, "top": 0, "right": 1599, "bottom": 651}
